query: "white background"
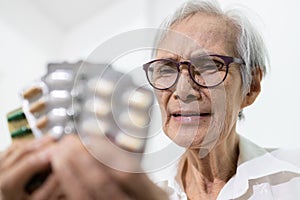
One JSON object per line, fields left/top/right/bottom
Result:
{"left": 0, "top": 0, "right": 299, "bottom": 151}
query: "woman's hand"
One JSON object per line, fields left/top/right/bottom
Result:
{"left": 0, "top": 134, "right": 169, "bottom": 200}
{"left": 0, "top": 136, "right": 65, "bottom": 200}
{"left": 44, "top": 135, "right": 168, "bottom": 200}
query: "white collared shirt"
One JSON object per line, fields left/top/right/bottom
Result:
{"left": 154, "top": 136, "right": 300, "bottom": 200}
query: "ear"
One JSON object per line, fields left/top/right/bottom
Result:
{"left": 241, "top": 67, "right": 262, "bottom": 109}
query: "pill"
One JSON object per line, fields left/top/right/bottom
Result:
{"left": 127, "top": 90, "right": 153, "bottom": 109}
{"left": 85, "top": 98, "right": 110, "bottom": 117}
{"left": 119, "top": 111, "right": 149, "bottom": 128}
{"left": 7, "top": 108, "right": 26, "bottom": 122}
{"left": 80, "top": 118, "right": 107, "bottom": 135}
{"left": 47, "top": 126, "right": 64, "bottom": 138}
{"left": 115, "top": 132, "right": 144, "bottom": 152}
{"left": 23, "top": 87, "right": 42, "bottom": 100}
{"left": 49, "top": 90, "right": 71, "bottom": 105}
{"left": 47, "top": 108, "right": 68, "bottom": 124}
{"left": 29, "top": 100, "right": 46, "bottom": 113}
{"left": 45, "top": 70, "right": 73, "bottom": 86}
{"left": 89, "top": 79, "right": 114, "bottom": 97}
{"left": 11, "top": 126, "right": 32, "bottom": 138}
{"left": 36, "top": 116, "right": 48, "bottom": 129}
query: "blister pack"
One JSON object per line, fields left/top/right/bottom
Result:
{"left": 8, "top": 61, "right": 154, "bottom": 153}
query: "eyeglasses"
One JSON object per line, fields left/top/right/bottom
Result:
{"left": 143, "top": 54, "right": 244, "bottom": 90}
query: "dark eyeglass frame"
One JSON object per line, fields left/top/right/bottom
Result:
{"left": 143, "top": 54, "right": 245, "bottom": 90}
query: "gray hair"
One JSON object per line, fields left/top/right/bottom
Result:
{"left": 158, "top": 0, "right": 269, "bottom": 119}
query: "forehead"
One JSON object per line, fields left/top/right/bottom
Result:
{"left": 157, "top": 12, "right": 238, "bottom": 58}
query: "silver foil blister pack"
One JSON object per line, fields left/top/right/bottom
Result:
{"left": 21, "top": 61, "right": 154, "bottom": 152}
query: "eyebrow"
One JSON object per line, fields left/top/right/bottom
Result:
{"left": 190, "top": 50, "right": 216, "bottom": 57}
{"left": 155, "top": 50, "right": 229, "bottom": 61}
{"left": 155, "top": 53, "right": 179, "bottom": 60}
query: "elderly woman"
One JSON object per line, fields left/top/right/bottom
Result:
{"left": 1, "top": 0, "right": 300, "bottom": 200}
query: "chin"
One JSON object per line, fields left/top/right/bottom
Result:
{"left": 164, "top": 126, "right": 221, "bottom": 150}
{"left": 164, "top": 128, "right": 203, "bottom": 148}
{"left": 171, "top": 136, "right": 195, "bottom": 148}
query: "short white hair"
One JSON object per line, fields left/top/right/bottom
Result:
{"left": 158, "top": 0, "right": 270, "bottom": 118}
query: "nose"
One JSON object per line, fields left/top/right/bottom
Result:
{"left": 173, "top": 68, "right": 201, "bottom": 103}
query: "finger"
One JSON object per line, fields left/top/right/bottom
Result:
{"left": 51, "top": 136, "right": 137, "bottom": 200}
{"left": 0, "top": 151, "right": 52, "bottom": 200}
{"left": 50, "top": 136, "right": 110, "bottom": 199}
{"left": 53, "top": 135, "right": 104, "bottom": 180}
{"left": 3, "top": 148, "right": 52, "bottom": 191}
{"left": 0, "top": 140, "right": 30, "bottom": 164}
{"left": 50, "top": 153, "right": 85, "bottom": 200}
{"left": 0, "top": 136, "right": 55, "bottom": 171}
{"left": 30, "top": 174, "right": 58, "bottom": 200}
{"left": 54, "top": 163, "right": 132, "bottom": 200}
{"left": 48, "top": 187, "right": 66, "bottom": 200}
{"left": 33, "top": 173, "right": 66, "bottom": 200}
{"left": 0, "top": 152, "right": 4, "bottom": 162}
{"left": 55, "top": 136, "right": 112, "bottom": 188}
{"left": 83, "top": 134, "right": 141, "bottom": 172}
{"left": 62, "top": 135, "right": 139, "bottom": 198}
{"left": 65, "top": 135, "right": 163, "bottom": 200}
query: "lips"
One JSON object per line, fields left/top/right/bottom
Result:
{"left": 171, "top": 109, "right": 211, "bottom": 116}
{"left": 172, "top": 113, "right": 210, "bottom": 117}
{"left": 170, "top": 110, "right": 212, "bottom": 123}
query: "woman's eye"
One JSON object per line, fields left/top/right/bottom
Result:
{"left": 192, "top": 57, "right": 225, "bottom": 71}
{"left": 160, "top": 67, "right": 176, "bottom": 73}
{"left": 155, "top": 63, "right": 177, "bottom": 74}
{"left": 203, "top": 64, "right": 217, "bottom": 69}
{"left": 213, "top": 60, "right": 225, "bottom": 69}
{"left": 195, "top": 63, "right": 219, "bottom": 72}
{"left": 202, "top": 61, "right": 224, "bottom": 71}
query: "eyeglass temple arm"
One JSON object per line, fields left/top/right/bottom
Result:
{"left": 233, "top": 57, "right": 245, "bottom": 65}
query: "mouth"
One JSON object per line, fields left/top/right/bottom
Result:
{"left": 172, "top": 113, "right": 211, "bottom": 117}
{"left": 170, "top": 111, "right": 212, "bottom": 123}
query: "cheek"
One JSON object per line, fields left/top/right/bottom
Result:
{"left": 220, "top": 72, "right": 244, "bottom": 128}
{"left": 225, "top": 77, "right": 244, "bottom": 115}
{"left": 155, "top": 91, "right": 169, "bottom": 121}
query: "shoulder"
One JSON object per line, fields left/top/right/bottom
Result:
{"left": 270, "top": 148, "right": 300, "bottom": 167}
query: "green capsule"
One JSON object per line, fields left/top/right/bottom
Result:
{"left": 7, "top": 109, "right": 26, "bottom": 122}
{"left": 11, "top": 126, "right": 32, "bottom": 138}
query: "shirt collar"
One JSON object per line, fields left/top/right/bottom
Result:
{"left": 218, "top": 135, "right": 300, "bottom": 200}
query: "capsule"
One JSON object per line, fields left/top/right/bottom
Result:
{"left": 7, "top": 108, "right": 26, "bottom": 122}
{"left": 85, "top": 98, "right": 110, "bottom": 117}
{"left": 47, "top": 108, "right": 68, "bottom": 124}
{"left": 80, "top": 118, "right": 107, "bottom": 135}
{"left": 89, "top": 78, "right": 114, "bottom": 97}
{"left": 23, "top": 87, "right": 43, "bottom": 100}
{"left": 11, "top": 126, "right": 32, "bottom": 138}
{"left": 29, "top": 100, "right": 46, "bottom": 114}
{"left": 127, "top": 90, "right": 153, "bottom": 109}
{"left": 115, "top": 132, "right": 144, "bottom": 152}
{"left": 45, "top": 70, "right": 73, "bottom": 87}
{"left": 119, "top": 110, "right": 149, "bottom": 128}
{"left": 36, "top": 116, "right": 48, "bottom": 129}
{"left": 49, "top": 90, "right": 71, "bottom": 105}
{"left": 47, "top": 126, "right": 64, "bottom": 138}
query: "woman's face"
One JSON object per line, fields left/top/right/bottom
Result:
{"left": 155, "top": 13, "right": 254, "bottom": 150}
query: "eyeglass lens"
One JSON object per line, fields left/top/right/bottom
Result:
{"left": 146, "top": 55, "right": 227, "bottom": 89}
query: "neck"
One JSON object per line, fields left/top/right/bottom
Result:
{"left": 177, "top": 131, "right": 239, "bottom": 199}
